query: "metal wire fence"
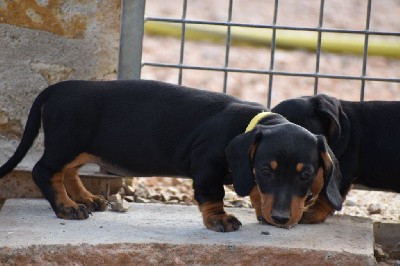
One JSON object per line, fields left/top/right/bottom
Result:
{"left": 118, "top": 0, "right": 400, "bottom": 108}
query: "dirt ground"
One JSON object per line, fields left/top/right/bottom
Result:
{"left": 142, "top": 0, "right": 400, "bottom": 106}
{"left": 135, "top": 0, "right": 400, "bottom": 224}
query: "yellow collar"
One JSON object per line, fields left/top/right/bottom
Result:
{"left": 245, "top": 111, "right": 273, "bottom": 132}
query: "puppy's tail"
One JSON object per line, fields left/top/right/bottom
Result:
{"left": 0, "top": 85, "right": 56, "bottom": 177}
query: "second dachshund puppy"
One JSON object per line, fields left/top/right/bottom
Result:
{"left": 273, "top": 94, "right": 400, "bottom": 200}
{"left": 0, "top": 80, "right": 343, "bottom": 231}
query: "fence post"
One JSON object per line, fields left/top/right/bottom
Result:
{"left": 118, "top": 0, "right": 146, "bottom": 80}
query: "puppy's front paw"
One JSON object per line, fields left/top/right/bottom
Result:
{"left": 204, "top": 213, "right": 242, "bottom": 232}
{"left": 56, "top": 204, "right": 91, "bottom": 220}
{"left": 199, "top": 201, "right": 242, "bottom": 232}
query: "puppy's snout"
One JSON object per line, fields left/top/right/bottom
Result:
{"left": 271, "top": 215, "right": 289, "bottom": 225}
{"left": 271, "top": 210, "right": 290, "bottom": 225}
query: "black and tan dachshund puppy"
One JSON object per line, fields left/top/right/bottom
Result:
{"left": 0, "top": 80, "right": 343, "bottom": 231}
{"left": 273, "top": 94, "right": 400, "bottom": 203}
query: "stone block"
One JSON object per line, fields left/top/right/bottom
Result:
{"left": 0, "top": 199, "right": 376, "bottom": 265}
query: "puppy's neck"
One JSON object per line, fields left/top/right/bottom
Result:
{"left": 257, "top": 112, "right": 289, "bottom": 127}
{"left": 245, "top": 112, "right": 273, "bottom": 132}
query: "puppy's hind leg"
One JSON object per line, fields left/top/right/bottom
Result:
{"left": 32, "top": 158, "right": 91, "bottom": 220}
{"left": 63, "top": 155, "right": 108, "bottom": 212}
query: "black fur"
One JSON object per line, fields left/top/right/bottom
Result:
{"left": 272, "top": 94, "right": 400, "bottom": 194}
{"left": 225, "top": 115, "right": 343, "bottom": 211}
{"left": 0, "top": 80, "right": 343, "bottom": 226}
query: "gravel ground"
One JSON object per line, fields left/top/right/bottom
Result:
{"left": 136, "top": 0, "right": 400, "bottom": 224}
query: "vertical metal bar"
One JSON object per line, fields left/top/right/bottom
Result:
{"left": 223, "top": 0, "right": 233, "bottom": 94}
{"left": 360, "top": 0, "right": 372, "bottom": 101}
{"left": 267, "top": 0, "right": 279, "bottom": 108}
{"left": 314, "top": 0, "right": 325, "bottom": 95}
{"left": 178, "top": 0, "right": 188, "bottom": 85}
{"left": 118, "top": 0, "right": 146, "bottom": 80}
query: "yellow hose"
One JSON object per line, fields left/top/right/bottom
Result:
{"left": 144, "top": 21, "right": 400, "bottom": 58}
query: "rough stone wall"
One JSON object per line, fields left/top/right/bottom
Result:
{"left": 0, "top": 0, "right": 121, "bottom": 145}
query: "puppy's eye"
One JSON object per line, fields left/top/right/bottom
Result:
{"left": 299, "top": 170, "right": 312, "bottom": 181}
{"left": 260, "top": 167, "right": 270, "bottom": 176}
{"left": 259, "top": 167, "right": 273, "bottom": 181}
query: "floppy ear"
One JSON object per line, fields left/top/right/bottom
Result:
{"left": 225, "top": 127, "right": 262, "bottom": 197}
{"left": 312, "top": 95, "right": 350, "bottom": 157}
{"left": 317, "top": 135, "right": 343, "bottom": 210}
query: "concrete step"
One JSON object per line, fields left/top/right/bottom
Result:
{"left": 0, "top": 199, "right": 376, "bottom": 265}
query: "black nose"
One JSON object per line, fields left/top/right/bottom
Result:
{"left": 271, "top": 215, "right": 289, "bottom": 225}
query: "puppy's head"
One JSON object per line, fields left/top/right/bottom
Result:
{"left": 272, "top": 94, "right": 350, "bottom": 157}
{"left": 225, "top": 123, "right": 342, "bottom": 228}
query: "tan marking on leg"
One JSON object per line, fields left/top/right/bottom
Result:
{"left": 52, "top": 171, "right": 76, "bottom": 208}
{"left": 65, "top": 153, "right": 100, "bottom": 169}
{"left": 199, "top": 201, "right": 241, "bottom": 232}
{"left": 52, "top": 170, "right": 82, "bottom": 219}
{"left": 63, "top": 153, "right": 99, "bottom": 201}
{"left": 64, "top": 167, "right": 93, "bottom": 201}
{"left": 63, "top": 153, "right": 107, "bottom": 212}
{"left": 199, "top": 201, "right": 225, "bottom": 221}
{"left": 270, "top": 160, "right": 278, "bottom": 170}
{"left": 296, "top": 163, "right": 304, "bottom": 172}
{"left": 51, "top": 153, "right": 103, "bottom": 220}
{"left": 249, "top": 186, "right": 262, "bottom": 220}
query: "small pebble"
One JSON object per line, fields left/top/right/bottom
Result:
{"left": 165, "top": 199, "right": 180, "bottom": 204}
{"left": 107, "top": 193, "right": 121, "bottom": 202}
{"left": 135, "top": 197, "right": 151, "bottom": 203}
{"left": 367, "top": 203, "right": 382, "bottom": 215}
{"left": 261, "top": 231, "right": 270, "bottom": 235}
{"left": 374, "top": 244, "right": 388, "bottom": 259}
{"left": 344, "top": 199, "right": 356, "bottom": 206}
{"left": 124, "top": 185, "right": 135, "bottom": 196}
{"left": 123, "top": 196, "right": 135, "bottom": 202}
{"left": 227, "top": 244, "right": 236, "bottom": 250}
{"left": 224, "top": 191, "right": 237, "bottom": 201}
{"left": 134, "top": 185, "right": 150, "bottom": 198}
